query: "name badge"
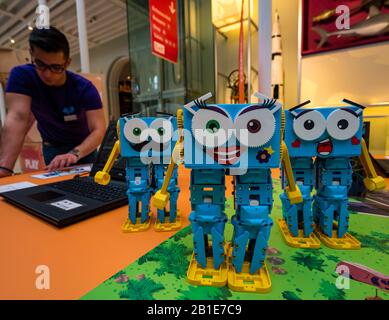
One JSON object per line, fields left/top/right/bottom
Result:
{"left": 64, "top": 114, "right": 78, "bottom": 121}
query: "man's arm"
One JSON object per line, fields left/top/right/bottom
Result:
{"left": 0, "top": 93, "right": 32, "bottom": 177}
{"left": 47, "top": 108, "right": 106, "bottom": 171}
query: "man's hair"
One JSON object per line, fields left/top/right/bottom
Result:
{"left": 29, "top": 27, "right": 70, "bottom": 59}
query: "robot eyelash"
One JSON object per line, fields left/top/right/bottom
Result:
{"left": 343, "top": 99, "right": 365, "bottom": 116}
{"left": 252, "top": 92, "right": 281, "bottom": 114}
{"left": 263, "top": 98, "right": 277, "bottom": 109}
{"left": 290, "top": 100, "right": 311, "bottom": 117}
{"left": 123, "top": 112, "right": 141, "bottom": 122}
{"left": 184, "top": 92, "right": 213, "bottom": 115}
{"left": 194, "top": 99, "right": 208, "bottom": 108}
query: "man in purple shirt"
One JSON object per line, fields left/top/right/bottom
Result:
{"left": 0, "top": 27, "right": 106, "bottom": 178}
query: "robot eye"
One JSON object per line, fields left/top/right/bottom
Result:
{"left": 235, "top": 108, "right": 276, "bottom": 147}
{"left": 293, "top": 110, "right": 326, "bottom": 141}
{"left": 191, "top": 108, "right": 233, "bottom": 148}
{"left": 149, "top": 118, "right": 173, "bottom": 144}
{"left": 327, "top": 109, "right": 360, "bottom": 141}
{"left": 123, "top": 118, "right": 148, "bottom": 144}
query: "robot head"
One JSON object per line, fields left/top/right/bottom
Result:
{"left": 284, "top": 100, "right": 364, "bottom": 158}
{"left": 183, "top": 93, "right": 282, "bottom": 169}
{"left": 119, "top": 113, "right": 178, "bottom": 163}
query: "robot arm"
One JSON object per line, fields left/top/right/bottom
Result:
{"left": 177, "top": 109, "right": 184, "bottom": 162}
{"left": 153, "top": 152, "right": 177, "bottom": 210}
{"left": 94, "top": 121, "right": 121, "bottom": 186}
{"left": 281, "top": 141, "right": 303, "bottom": 204}
{"left": 360, "top": 138, "right": 386, "bottom": 191}
{"left": 153, "top": 109, "right": 184, "bottom": 210}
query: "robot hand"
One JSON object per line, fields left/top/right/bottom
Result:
{"left": 286, "top": 186, "right": 303, "bottom": 205}
{"left": 363, "top": 176, "right": 386, "bottom": 191}
{"left": 94, "top": 171, "right": 111, "bottom": 185}
{"left": 153, "top": 190, "right": 170, "bottom": 210}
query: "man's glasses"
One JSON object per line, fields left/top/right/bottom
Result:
{"left": 32, "top": 58, "right": 66, "bottom": 74}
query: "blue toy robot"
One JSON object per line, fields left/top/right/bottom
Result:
{"left": 280, "top": 99, "right": 385, "bottom": 249}
{"left": 95, "top": 113, "right": 181, "bottom": 232}
{"left": 154, "top": 92, "right": 301, "bottom": 292}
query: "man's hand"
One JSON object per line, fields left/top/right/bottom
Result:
{"left": 0, "top": 93, "right": 32, "bottom": 176}
{"left": 46, "top": 153, "right": 78, "bottom": 172}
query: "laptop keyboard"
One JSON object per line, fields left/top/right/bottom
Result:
{"left": 50, "top": 178, "right": 128, "bottom": 202}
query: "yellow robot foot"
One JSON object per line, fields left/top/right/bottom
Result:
{"left": 122, "top": 212, "right": 152, "bottom": 233}
{"left": 226, "top": 243, "right": 271, "bottom": 293}
{"left": 314, "top": 225, "right": 361, "bottom": 250}
{"left": 277, "top": 219, "right": 321, "bottom": 249}
{"left": 154, "top": 210, "right": 182, "bottom": 232}
{"left": 187, "top": 253, "right": 228, "bottom": 287}
{"left": 227, "top": 263, "right": 271, "bottom": 293}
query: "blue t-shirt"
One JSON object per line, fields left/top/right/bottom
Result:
{"left": 6, "top": 64, "right": 103, "bottom": 146}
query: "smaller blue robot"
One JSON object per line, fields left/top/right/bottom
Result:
{"left": 95, "top": 113, "right": 181, "bottom": 232}
{"left": 280, "top": 99, "right": 385, "bottom": 249}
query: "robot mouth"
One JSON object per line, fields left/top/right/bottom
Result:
{"left": 317, "top": 138, "right": 333, "bottom": 156}
{"left": 130, "top": 140, "right": 151, "bottom": 152}
{"left": 207, "top": 146, "right": 241, "bottom": 165}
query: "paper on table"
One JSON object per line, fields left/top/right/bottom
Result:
{"left": 31, "top": 165, "right": 92, "bottom": 180}
{"left": 0, "top": 181, "right": 37, "bottom": 194}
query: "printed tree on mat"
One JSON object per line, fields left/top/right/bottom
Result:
{"left": 177, "top": 286, "right": 232, "bottom": 300}
{"left": 318, "top": 280, "right": 346, "bottom": 300}
{"left": 108, "top": 270, "right": 126, "bottom": 282}
{"left": 171, "top": 226, "right": 192, "bottom": 242}
{"left": 138, "top": 242, "right": 191, "bottom": 279}
{"left": 282, "top": 291, "right": 302, "bottom": 300}
{"left": 119, "top": 278, "right": 164, "bottom": 300}
{"left": 349, "top": 231, "right": 389, "bottom": 255}
{"left": 291, "top": 252, "right": 327, "bottom": 272}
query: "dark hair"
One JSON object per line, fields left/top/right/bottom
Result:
{"left": 29, "top": 27, "right": 70, "bottom": 59}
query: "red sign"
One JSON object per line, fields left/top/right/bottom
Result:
{"left": 149, "top": 0, "right": 179, "bottom": 64}
{"left": 19, "top": 143, "right": 45, "bottom": 173}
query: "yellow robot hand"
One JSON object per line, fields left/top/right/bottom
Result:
{"left": 94, "top": 171, "right": 111, "bottom": 185}
{"left": 286, "top": 186, "right": 303, "bottom": 205}
{"left": 281, "top": 141, "right": 303, "bottom": 205}
{"left": 153, "top": 190, "right": 170, "bottom": 210}
{"left": 363, "top": 176, "right": 386, "bottom": 192}
{"left": 359, "top": 138, "right": 386, "bottom": 191}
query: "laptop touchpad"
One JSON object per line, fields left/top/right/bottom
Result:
{"left": 29, "top": 190, "right": 64, "bottom": 202}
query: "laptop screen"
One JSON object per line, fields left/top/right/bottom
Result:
{"left": 90, "top": 121, "right": 127, "bottom": 182}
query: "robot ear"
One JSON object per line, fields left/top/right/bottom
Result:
{"left": 289, "top": 100, "right": 311, "bottom": 117}
{"left": 184, "top": 92, "right": 213, "bottom": 115}
{"left": 343, "top": 98, "right": 365, "bottom": 116}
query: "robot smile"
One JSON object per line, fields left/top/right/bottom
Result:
{"left": 130, "top": 140, "right": 151, "bottom": 152}
{"left": 317, "top": 138, "right": 333, "bottom": 156}
{"left": 207, "top": 146, "right": 241, "bottom": 165}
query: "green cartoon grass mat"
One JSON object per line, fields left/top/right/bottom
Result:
{"left": 82, "top": 180, "right": 389, "bottom": 300}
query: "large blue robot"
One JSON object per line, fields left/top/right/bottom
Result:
{"left": 154, "top": 93, "right": 301, "bottom": 293}
{"left": 280, "top": 100, "right": 385, "bottom": 249}
{"left": 95, "top": 113, "right": 181, "bottom": 232}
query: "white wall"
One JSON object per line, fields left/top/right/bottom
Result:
{"left": 215, "top": 1, "right": 259, "bottom": 104}
{"left": 69, "top": 34, "right": 129, "bottom": 76}
{"left": 301, "top": 42, "right": 389, "bottom": 106}
{"left": 272, "top": 0, "right": 300, "bottom": 108}
{"left": 0, "top": 49, "right": 30, "bottom": 72}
